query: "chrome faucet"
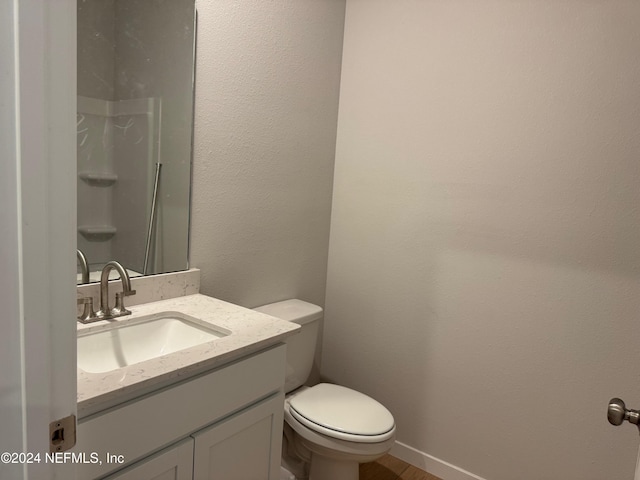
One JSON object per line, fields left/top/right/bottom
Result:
{"left": 77, "top": 249, "right": 89, "bottom": 284}
{"left": 96, "top": 261, "right": 137, "bottom": 320}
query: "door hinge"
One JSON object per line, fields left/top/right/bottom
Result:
{"left": 49, "top": 414, "right": 76, "bottom": 452}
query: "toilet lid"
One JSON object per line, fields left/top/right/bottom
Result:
{"left": 289, "top": 384, "right": 395, "bottom": 442}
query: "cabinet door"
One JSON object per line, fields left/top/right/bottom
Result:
{"left": 192, "top": 393, "right": 284, "bottom": 480}
{"left": 103, "top": 438, "right": 194, "bottom": 480}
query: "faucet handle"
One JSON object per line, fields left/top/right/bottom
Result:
{"left": 113, "top": 292, "right": 133, "bottom": 317}
{"left": 77, "top": 296, "right": 97, "bottom": 323}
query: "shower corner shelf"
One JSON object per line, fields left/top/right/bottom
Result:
{"left": 79, "top": 172, "right": 118, "bottom": 187}
{"left": 78, "top": 225, "right": 117, "bottom": 241}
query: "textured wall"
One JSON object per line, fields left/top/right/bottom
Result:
{"left": 323, "top": 1, "right": 640, "bottom": 479}
{"left": 190, "top": 1, "right": 345, "bottom": 309}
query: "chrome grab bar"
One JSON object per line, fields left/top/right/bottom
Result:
{"left": 143, "top": 162, "right": 162, "bottom": 275}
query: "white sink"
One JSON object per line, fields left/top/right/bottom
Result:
{"left": 77, "top": 311, "right": 230, "bottom": 373}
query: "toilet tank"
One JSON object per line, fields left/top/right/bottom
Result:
{"left": 253, "top": 299, "right": 322, "bottom": 393}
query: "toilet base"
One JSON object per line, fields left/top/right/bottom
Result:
{"left": 308, "top": 453, "right": 359, "bottom": 480}
{"left": 280, "top": 466, "right": 296, "bottom": 480}
{"left": 283, "top": 386, "right": 396, "bottom": 480}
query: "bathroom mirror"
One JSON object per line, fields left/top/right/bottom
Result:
{"left": 77, "top": 0, "right": 196, "bottom": 284}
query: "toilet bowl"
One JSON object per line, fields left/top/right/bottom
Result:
{"left": 254, "top": 300, "right": 396, "bottom": 480}
{"left": 284, "top": 384, "right": 396, "bottom": 479}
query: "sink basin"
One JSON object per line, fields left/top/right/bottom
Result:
{"left": 77, "top": 311, "right": 230, "bottom": 373}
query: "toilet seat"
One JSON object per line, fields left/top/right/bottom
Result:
{"left": 288, "top": 383, "right": 395, "bottom": 443}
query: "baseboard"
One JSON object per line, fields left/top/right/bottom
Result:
{"left": 390, "top": 441, "right": 487, "bottom": 480}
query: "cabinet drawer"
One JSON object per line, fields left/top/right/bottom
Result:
{"left": 76, "top": 344, "right": 286, "bottom": 479}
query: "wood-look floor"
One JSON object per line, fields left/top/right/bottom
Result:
{"left": 359, "top": 454, "right": 442, "bottom": 480}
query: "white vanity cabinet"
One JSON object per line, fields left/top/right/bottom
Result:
{"left": 103, "top": 439, "right": 194, "bottom": 480}
{"left": 76, "top": 344, "right": 286, "bottom": 480}
{"left": 192, "top": 394, "right": 284, "bottom": 479}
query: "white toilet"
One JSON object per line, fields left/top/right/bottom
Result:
{"left": 254, "top": 299, "right": 396, "bottom": 480}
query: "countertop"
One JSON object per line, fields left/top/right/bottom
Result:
{"left": 77, "top": 294, "right": 299, "bottom": 418}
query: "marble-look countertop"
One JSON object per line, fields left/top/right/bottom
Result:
{"left": 77, "top": 294, "right": 299, "bottom": 418}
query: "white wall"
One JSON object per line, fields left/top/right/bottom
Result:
{"left": 189, "top": 0, "right": 345, "bottom": 309}
{"left": 323, "top": 1, "right": 640, "bottom": 479}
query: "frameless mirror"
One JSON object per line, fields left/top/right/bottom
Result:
{"left": 77, "top": 0, "right": 196, "bottom": 284}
